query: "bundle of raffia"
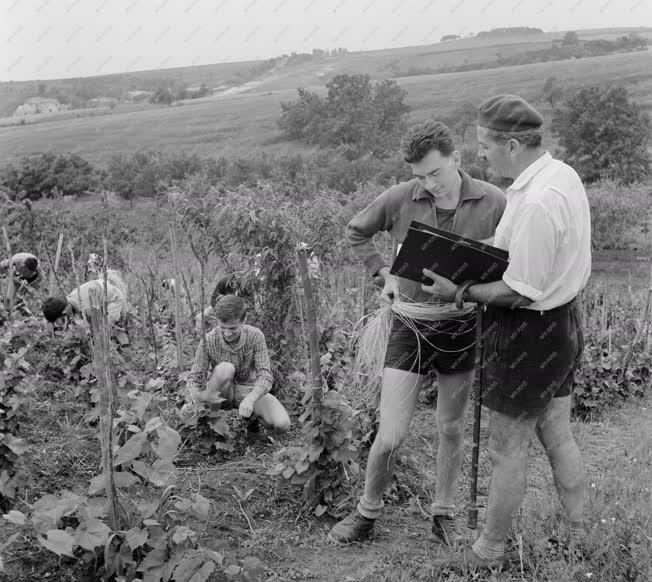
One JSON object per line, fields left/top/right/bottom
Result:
{"left": 350, "top": 299, "right": 476, "bottom": 404}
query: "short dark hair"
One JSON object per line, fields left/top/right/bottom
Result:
{"left": 214, "top": 294, "right": 246, "bottom": 322}
{"left": 42, "top": 296, "right": 68, "bottom": 323}
{"left": 401, "top": 121, "right": 456, "bottom": 163}
{"left": 23, "top": 257, "right": 38, "bottom": 272}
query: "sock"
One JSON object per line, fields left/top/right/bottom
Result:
{"left": 357, "top": 495, "right": 383, "bottom": 519}
{"left": 472, "top": 533, "right": 505, "bottom": 560}
{"left": 431, "top": 503, "right": 455, "bottom": 518}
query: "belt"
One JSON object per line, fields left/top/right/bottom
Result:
{"left": 531, "top": 297, "right": 577, "bottom": 316}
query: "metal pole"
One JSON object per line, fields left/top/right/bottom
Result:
{"left": 468, "top": 304, "right": 484, "bottom": 529}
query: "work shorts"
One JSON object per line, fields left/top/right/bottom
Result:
{"left": 384, "top": 312, "right": 477, "bottom": 376}
{"left": 480, "top": 299, "right": 584, "bottom": 419}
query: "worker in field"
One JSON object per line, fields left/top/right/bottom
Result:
{"left": 42, "top": 273, "right": 128, "bottom": 327}
{"left": 0, "top": 251, "right": 41, "bottom": 289}
{"left": 422, "top": 95, "right": 590, "bottom": 571}
{"left": 186, "top": 294, "right": 291, "bottom": 433}
{"left": 329, "top": 120, "right": 506, "bottom": 545}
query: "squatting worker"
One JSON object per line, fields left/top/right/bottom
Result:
{"left": 329, "top": 121, "right": 506, "bottom": 545}
{"left": 186, "top": 294, "right": 291, "bottom": 433}
{"left": 421, "top": 95, "right": 590, "bottom": 570}
{"left": 42, "top": 274, "right": 128, "bottom": 326}
{"left": 0, "top": 252, "right": 40, "bottom": 288}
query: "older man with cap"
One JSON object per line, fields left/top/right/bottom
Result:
{"left": 421, "top": 94, "right": 590, "bottom": 570}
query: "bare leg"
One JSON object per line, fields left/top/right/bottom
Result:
{"left": 479, "top": 410, "right": 537, "bottom": 548}
{"left": 233, "top": 385, "right": 291, "bottom": 433}
{"left": 536, "top": 396, "right": 585, "bottom": 525}
{"left": 357, "top": 367, "right": 425, "bottom": 517}
{"left": 204, "top": 362, "right": 236, "bottom": 405}
{"left": 431, "top": 369, "right": 474, "bottom": 515}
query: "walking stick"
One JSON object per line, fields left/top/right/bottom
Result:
{"left": 468, "top": 304, "right": 484, "bottom": 529}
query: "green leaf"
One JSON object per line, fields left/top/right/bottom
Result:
{"left": 88, "top": 471, "right": 139, "bottom": 495}
{"left": 32, "top": 491, "right": 83, "bottom": 534}
{"left": 138, "top": 547, "right": 168, "bottom": 581}
{"left": 189, "top": 561, "right": 215, "bottom": 582}
{"left": 143, "top": 416, "right": 163, "bottom": 433}
{"left": 114, "top": 431, "right": 147, "bottom": 466}
{"left": 75, "top": 518, "right": 110, "bottom": 551}
{"left": 38, "top": 529, "right": 75, "bottom": 557}
{"left": 241, "top": 556, "right": 266, "bottom": 582}
{"left": 171, "top": 525, "right": 194, "bottom": 545}
{"left": 170, "top": 554, "right": 203, "bottom": 582}
{"left": 125, "top": 526, "right": 149, "bottom": 550}
{"left": 138, "top": 499, "right": 159, "bottom": 519}
{"left": 2, "top": 434, "right": 29, "bottom": 455}
{"left": 191, "top": 494, "right": 210, "bottom": 521}
{"left": 148, "top": 458, "right": 176, "bottom": 487}
{"left": 132, "top": 392, "right": 154, "bottom": 420}
{"left": 3, "top": 509, "right": 27, "bottom": 525}
{"left": 155, "top": 426, "right": 181, "bottom": 460}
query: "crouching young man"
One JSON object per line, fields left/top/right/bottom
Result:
{"left": 186, "top": 294, "right": 291, "bottom": 433}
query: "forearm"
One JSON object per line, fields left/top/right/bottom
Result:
{"left": 248, "top": 373, "right": 273, "bottom": 401}
{"left": 467, "top": 280, "right": 533, "bottom": 308}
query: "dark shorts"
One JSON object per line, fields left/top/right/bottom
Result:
{"left": 480, "top": 299, "right": 584, "bottom": 419}
{"left": 384, "top": 312, "right": 477, "bottom": 376}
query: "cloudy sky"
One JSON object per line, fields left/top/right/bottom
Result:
{"left": 2, "top": 0, "right": 650, "bottom": 81}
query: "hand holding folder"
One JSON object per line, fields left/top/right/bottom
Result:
{"left": 390, "top": 221, "right": 509, "bottom": 285}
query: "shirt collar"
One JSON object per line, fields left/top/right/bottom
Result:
{"left": 508, "top": 151, "right": 552, "bottom": 192}
{"left": 412, "top": 169, "right": 486, "bottom": 202}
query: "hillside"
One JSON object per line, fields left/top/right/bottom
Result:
{"left": 0, "top": 27, "right": 651, "bottom": 166}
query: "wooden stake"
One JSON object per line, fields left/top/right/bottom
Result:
{"left": 48, "top": 233, "right": 64, "bottom": 293}
{"left": 88, "top": 305, "right": 123, "bottom": 531}
{"left": 2, "top": 227, "right": 15, "bottom": 315}
{"left": 296, "top": 246, "right": 323, "bottom": 405}
{"left": 169, "top": 224, "right": 184, "bottom": 370}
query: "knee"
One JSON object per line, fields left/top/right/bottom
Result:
{"left": 488, "top": 433, "right": 528, "bottom": 466}
{"left": 373, "top": 432, "right": 406, "bottom": 457}
{"left": 274, "top": 416, "right": 291, "bottom": 433}
{"left": 212, "top": 361, "right": 235, "bottom": 381}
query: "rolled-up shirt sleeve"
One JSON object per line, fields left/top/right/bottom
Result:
{"left": 502, "top": 202, "right": 558, "bottom": 302}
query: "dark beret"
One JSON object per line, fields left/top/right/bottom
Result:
{"left": 478, "top": 94, "right": 543, "bottom": 132}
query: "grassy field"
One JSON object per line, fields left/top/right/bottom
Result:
{"left": 1, "top": 35, "right": 651, "bottom": 166}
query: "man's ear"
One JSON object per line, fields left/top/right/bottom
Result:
{"left": 452, "top": 150, "right": 461, "bottom": 167}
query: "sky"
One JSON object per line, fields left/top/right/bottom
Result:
{"left": 2, "top": 0, "right": 651, "bottom": 82}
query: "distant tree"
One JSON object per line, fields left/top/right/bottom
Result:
{"left": 37, "top": 83, "right": 46, "bottom": 96}
{"left": 562, "top": 31, "right": 579, "bottom": 46}
{"left": 278, "top": 74, "right": 409, "bottom": 157}
{"left": 542, "top": 76, "right": 564, "bottom": 108}
{"left": 552, "top": 85, "right": 650, "bottom": 184}
{"left": 150, "top": 87, "right": 174, "bottom": 105}
{"left": 446, "top": 101, "right": 477, "bottom": 144}
{"left": 0, "top": 153, "right": 98, "bottom": 200}
{"left": 441, "top": 34, "right": 459, "bottom": 42}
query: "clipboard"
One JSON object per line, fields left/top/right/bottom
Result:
{"left": 390, "top": 220, "right": 509, "bottom": 284}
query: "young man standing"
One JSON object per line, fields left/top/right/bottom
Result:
{"left": 187, "top": 294, "right": 291, "bottom": 433}
{"left": 329, "top": 121, "right": 506, "bottom": 545}
{"left": 421, "top": 95, "right": 590, "bottom": 570}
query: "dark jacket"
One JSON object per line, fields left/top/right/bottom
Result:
{"left": 346, "top": 170, "right": 507, "bottom": 302}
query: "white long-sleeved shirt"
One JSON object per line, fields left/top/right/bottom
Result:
{"left": 494, "top": 151, "right": 591, "bottom": 311}
{"left": 66, "top": 280, "right": 127, "bottom": 325}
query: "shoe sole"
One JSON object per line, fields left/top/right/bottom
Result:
{"left": 327, "top": 532, "right": 371, "bottom": 546}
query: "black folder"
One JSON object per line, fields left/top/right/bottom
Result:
{"left": 390, "top": 221, "right": 509, "bottom": 285}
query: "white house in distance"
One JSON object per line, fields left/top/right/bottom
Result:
{"left": 87, "top": 96, "right": 118, "bottom": 108}
{"left": 13, "top": 97, "right": 71, "bottom": 116}
{"left": 124, "top": 90, "right": 153, "bottom": 102}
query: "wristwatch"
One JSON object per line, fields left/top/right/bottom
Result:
{"left": 455, "top": 280, "right": 477, "bottom": 310}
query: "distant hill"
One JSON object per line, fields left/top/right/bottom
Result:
{"left": 1, "top": 27, "right": 651, "bottom": 117}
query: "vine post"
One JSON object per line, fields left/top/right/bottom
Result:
{"left": 169, "top": 224, "right": 185, "bottom": 370}
{"left": 296, "top": 245, "right": 323, "bottom": 406}
{"left": 48, "top": 233, "right": 64, "bottom": 293}
{"left": 2, "top": 227, "right": 15, "bottom": 315}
